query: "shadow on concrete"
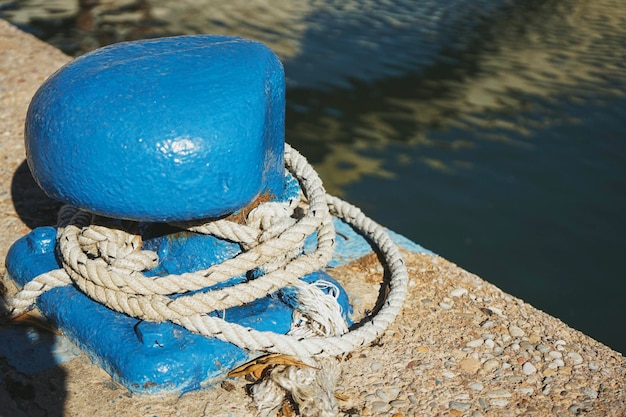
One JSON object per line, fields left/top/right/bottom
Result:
{"left": 4, "top": 162, "right": 67, "bottom": 416}
{"left": 0, "top": 288, "right": 67, "bottom": 417}
{"left": 11, "top": 161, "right": 63, "bottom": 230}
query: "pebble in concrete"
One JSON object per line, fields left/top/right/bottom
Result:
{"left": 508, "top": 325, "right": 525, "bottom": 338}
{"left": 459, "top": 357, "right": 481, "bottom": 374}
{"left": 522, "top": 362, "right": 537, "bottom": 375}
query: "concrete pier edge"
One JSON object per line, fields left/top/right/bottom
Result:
{"left": 1, "top": 20, "right": 624, "bottom": 417}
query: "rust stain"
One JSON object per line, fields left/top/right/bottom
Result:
{"left": 225, "top": 191, "right": 275, "bottom": 225}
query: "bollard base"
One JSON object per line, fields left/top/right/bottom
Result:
{"left": 5, "top": 224, "right": 355, "bottom": 394}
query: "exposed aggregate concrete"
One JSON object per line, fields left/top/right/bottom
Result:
{"left": 0, "top": 19, "right": 624, "bottom": 417}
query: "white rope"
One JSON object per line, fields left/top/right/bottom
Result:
{"left": 5, "top": 143, "right": 409, "bottom": 382}
{"left": 250, "top": 280, "right": 348, "bottom": 416}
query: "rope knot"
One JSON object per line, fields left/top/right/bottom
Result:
{"left": 77, "top": 223, "right": 158, "bottom": 273}
{"left": 245, "top": 200, "right": 299, "bottom": 244}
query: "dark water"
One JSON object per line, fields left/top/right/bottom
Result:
{"left": 2, "top": 0, "right": 625, "bottom": 353}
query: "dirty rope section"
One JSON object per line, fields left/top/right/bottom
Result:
{"left": 5, "top": 144, "right": 409, "bottom": 416}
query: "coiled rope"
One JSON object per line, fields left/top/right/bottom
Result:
{"left": 6, "top": 143, "right": 409, "bottom": 415}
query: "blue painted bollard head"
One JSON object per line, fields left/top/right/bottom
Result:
{"left": 25, "top": 35, "right": 285, "bottom": 222}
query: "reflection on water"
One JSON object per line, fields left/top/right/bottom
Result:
{"left": 1, "top": 0, "right": 625, "bottom": 353}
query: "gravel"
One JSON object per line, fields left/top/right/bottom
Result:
{"left": 370, "top": 362, "right": 382, "bottom": 372}
{"left": 490, "top": 398, "right": 509, "bottom": 407}
{"left": 450, "top": 401, "right": 471, "bottom": 411}
{"left": 469, "top": 382, "right": 484, "bottom": 391}
{"left": 370, "top": 401, "right": 388, "bottom": 413}
{"left": 485, "top": 389, "right": 512, "bottom": 398}
{"left": 450, "top": 288, "right": 469, "bottom": 298}
{"left": 568, "top": 352, "right": 584, "bottom": 365}
{"left": 581, "top": 387, "right": 598, "bottom": 399}
{"left": 522, "top": 361, "right": 538, "bottom": 375}
{"left": 508, "top": 325, "right": 525, "bottom": 338}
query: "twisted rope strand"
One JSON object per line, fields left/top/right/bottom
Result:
{"left": 6, "top": 269, "right": 71, "bottom": 317}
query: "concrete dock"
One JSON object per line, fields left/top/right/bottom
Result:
{"left": 1, "top": 20, "right": 624, "bottom": 417}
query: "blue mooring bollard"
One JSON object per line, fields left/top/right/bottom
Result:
{"left": 26, "top": 35, "right": 285, "bottom": 222}
{"left": 6, "top": 35, "right": 355, "bottom": 393}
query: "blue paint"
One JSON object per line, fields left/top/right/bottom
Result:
{"left": 5, "top": 35, "right": 426, "bottom": 393}
{"left": 305, "top": 218, "right": 433, "bottom": 267}
{"left": 25, "top": 35, "right": 285, "bottom": 222}
{"left": 140, "top": 224, "right": 243, "bottom": 280}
